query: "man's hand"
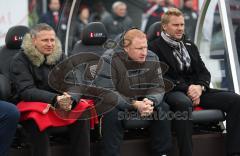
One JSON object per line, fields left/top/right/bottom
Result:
{"left": 143, "top": 98, "right": 154, "bottom": 106}
{"left": 42, "top": 104, "right": 51, "bottom": 114}
{"left": 133, "top": 100, "right": 154, "bottom": 117}
{"left": 57, "top": 92, "right": 73, "bottom": 111}
{"left": 187, "top": 85, "right": 202, "bottom": 101}
{"left": 192, "top": 98, "right": 200, "bottom": 106}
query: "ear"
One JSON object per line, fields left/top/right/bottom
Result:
{"left": 124, "top": 46, "right": 128, "bottom": 53}
{"left": 162, "top": 24, "right": 167, "bottom": 31}
{"left": 32, "top": 37, "right": 37, "bottom": 46}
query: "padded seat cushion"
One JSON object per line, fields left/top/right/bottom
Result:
{"left": 123, "top": 109, "right": 225, "bottom": 129}
{"left": 192, "top": 109, "right": 225, "bottom": 123}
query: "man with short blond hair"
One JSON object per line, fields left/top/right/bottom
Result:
{"left": 149, "top": 8, "right": 240, "bottom": 156}
{"left": 11, "top": 23, "right": 91, "bottom": 156}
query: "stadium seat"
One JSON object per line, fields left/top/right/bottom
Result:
{"left": 67, "top": 22, "right": 108, "bottom": 85}
{"left": 0, "top": 25, "right": 30, "bottom": 149}
{"left": 0, "top": 25, "right": 30, "bottom": 101}
{"left": 69, "top": 22, "right": 107, "bottom": 57}
{"left": 146, "top": 21, "right": 161, "bottom": 42}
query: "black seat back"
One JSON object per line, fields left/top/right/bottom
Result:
{"left": 68, "top": 22, "right": 108, "bottom": 84}
{"left": 0, "top": 25, "right": 30, "bottom": 78}
{"left": 146, "top": 21, "right": 161, "bottom": 42}
{"left": 0, "top": 25, "right": 29, "bottom": 100}
{"left": 69, "top": 22, "right": 107, "bottom": 56}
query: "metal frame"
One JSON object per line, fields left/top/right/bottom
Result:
{"left": 42, "top": 0, "right": 47, "bottom": 14}
{"left": 194, "top": 0, "right": 211, "bottom": 46}
{"left": 218, "top": 0, "right": 240, "bottom": 94}
{"left": 195, "top": 0, "right": 240, "bottom": 94}
{"left": 64, "top": 0, "right": 77, "bottom": 56}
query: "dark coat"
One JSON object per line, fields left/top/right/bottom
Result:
{"left": 10, "top": 33, "right": 64, "bottom": 104}
{"left": 72, "top": 18, "right": 88, "bottom": 44}
{"left": 39, "top": 11, "right": 59, "bottom": 31}
{"left": 101, "top": 13, "right": 133, "bottom": 39}
{"left": 148, "top": 36, "right": 211, "bottom": 93}
{"left": 144, "top": 5, "right": 164, "bottom": 33}
{"left": 181, "top": 7, "right": 198, "bottom": 41}
{"left": 94, "top": 49, "right": 165, "bottom": 110}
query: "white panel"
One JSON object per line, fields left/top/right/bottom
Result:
{"left": 0, "top": 0, "right": 28, "bottom": 46}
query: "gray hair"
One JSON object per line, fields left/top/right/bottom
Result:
{"left": 112, "top": 1, "right": 126, "bottom": 11}
{"left": 30, "top": 23, "right": 55, "bottom": 38}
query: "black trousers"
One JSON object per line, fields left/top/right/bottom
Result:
{"left": 22, "top": 119, "right": 90, "bottom": 156}
{"left": 165, "top": 91, "right": 240, "bottom": 156}
{"left": 101, "top": 102, "right": 172, "bottom": 156}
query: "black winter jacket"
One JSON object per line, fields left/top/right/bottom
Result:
{"left": 148, "top": 36, "right": 211, "bottom": 93}
{"left": 10, "top": 33, "right": 64, "bottom": 104}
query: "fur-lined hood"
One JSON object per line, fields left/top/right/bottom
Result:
{"left": 21, "top": 33, "right": 62, "bottom": 67}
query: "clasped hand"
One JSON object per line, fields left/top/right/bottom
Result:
{"left": 133, "top": 98, "right": 154, "bottom": 117}
{"left": 56, "top": 92, "right": 73, "bottom": 111}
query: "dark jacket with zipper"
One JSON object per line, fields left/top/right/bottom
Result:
{"left": 93, "top": 49, "right": 165, "bottom": 110}
{"left": 10, "top": 33, "right": 64, "bottom": 104}
{"left": 148, "top": 35, "right": 211, "bottom": 93}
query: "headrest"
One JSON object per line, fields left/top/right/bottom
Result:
{"left": 5, "top": 25, "right": 30, "bottom": 49}
{"left": 147, "top": 22, "right": 161, "bottom": 42}
{"left": 81, "top": 22, "right": 107, "bottom": 45}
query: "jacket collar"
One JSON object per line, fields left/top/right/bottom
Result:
{"left": 156, "top": 36, "right": 178, "bottom": 71}
{"left": 21, "top": 33, "right": 62, "bottom": 67}
{"left": 156, "top": 36, "right": 195, "bottom": 72}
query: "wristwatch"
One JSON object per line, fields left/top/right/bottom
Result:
{"left": 201, "top": 85, "right": 206, "bottom": 92}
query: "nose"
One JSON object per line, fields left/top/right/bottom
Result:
{"left": 141, "top": 48, "right": 147, "bottom": 56}
{"left": 178, "top": 25, "right": 184, "bottom": 31}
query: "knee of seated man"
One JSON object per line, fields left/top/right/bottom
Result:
{"left": 104, "top": 107, "right": 123, "bottom": 120}
{"left": 157, "top": 102, "right": 170, "bottom": 112}
{"left": 5, "top": 104, "right": 20, "bottom": 123}
{"left": 166, "top": 92, "right": 193, "bottom": 111}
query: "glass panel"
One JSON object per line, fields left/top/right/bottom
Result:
{"left": 56, "top": 0, "right": 74, "bottom": 52}
{"left": 198, "top": 0, "right": 234, "bottom": 91}
{"left": 230, "top": 0, "right": 240, "bottom": 86}
{"left": 59, "top": 0, "right": 148, "bottom": 54}
{"left": 59, "top": 0, "right": 108, "bottom": 54}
